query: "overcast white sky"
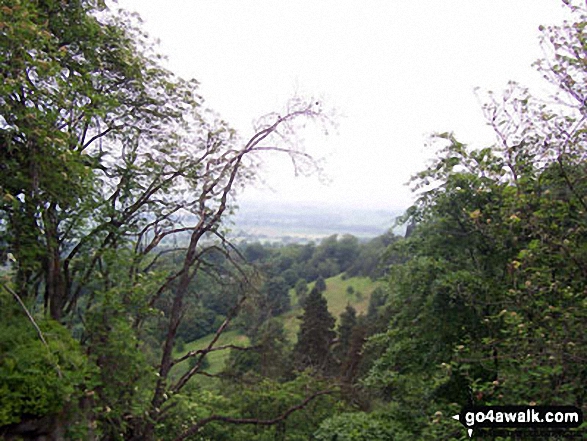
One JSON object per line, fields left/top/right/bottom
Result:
{"left": 117, "top": 0, "right": 568, "bottom": 211}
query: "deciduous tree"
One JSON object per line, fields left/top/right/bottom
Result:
{"left": 0, "top": 1, "right": 335, "bottom": 438}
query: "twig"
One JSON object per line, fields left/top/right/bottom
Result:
{"left": 2, "top": 283, "right": 63, "bottom": 378}
{"left": 173, "top": 390, "right": 333, "bottom": 441}
{"left": 171, "top": 344, "right": 260, "bottom": 368}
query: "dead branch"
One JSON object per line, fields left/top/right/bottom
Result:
{"left": 3, "top": 283, "right": 62, "bottom": 378}
{"left": 171, "top": 344, "right": 260, "bottom": 368}
{"left": 170, "top": 295, "right": 248, "bottom": 394}
{"left": 149, "top": 98, "right": 328, "bottom": 418}
{"left": 173, "top": 390, "right": 333, "bottom": 441}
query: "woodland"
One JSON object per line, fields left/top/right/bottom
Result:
{"left": 1, "top": 0, "right": 587, "bottom": 440}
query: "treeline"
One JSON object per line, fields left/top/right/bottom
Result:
{"left": 155, "top": 233, "right": 396, "bottom": 345}
{"left": 243, "top": 232, "right": 397, "bottom": 281}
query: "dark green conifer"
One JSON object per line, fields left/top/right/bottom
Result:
{"left": 334, "top": 304, "right": 357, "bottom": 365}
{"left": 314, "top": 275, "right": 327, "bottom": 293}
{"left": 293, "top": 286, "right": 336, "bottom": 374}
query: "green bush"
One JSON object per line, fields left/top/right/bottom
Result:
{"left": 315, "top": 412, "right": 409, "bottom": 441}
{"left": 0, "top": 291, "right": 90, "bottom": 427}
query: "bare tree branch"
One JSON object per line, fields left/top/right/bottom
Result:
{"left": 171, "top": 344, "right": 260, "bottom": 368}
{"left": 173, "top": 390, "right": 333, "bottom": 441}
{"left": 2, "top": 283, "right": 62, "bottom": 379}
{"left": 170, "top": 295, "right": 248, "bottom": 394}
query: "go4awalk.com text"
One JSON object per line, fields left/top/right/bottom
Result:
{"left": 452, "top": 405, "right": 583, "bottom": 438}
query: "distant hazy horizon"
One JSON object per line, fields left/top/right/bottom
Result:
{"left": 235, "top": 195, "right": 409, "bottom": 213}
{"left": 230, "top": 199, "right": 404, "bottom": 241}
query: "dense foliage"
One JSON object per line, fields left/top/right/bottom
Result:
{"left": 2, "top": 0, "right": 587, "bottom": 439}
{"left": 0, "top": 0, "right": 339, "bottom": 438}
{"left": 352, "top": 3, "right": 587, "bottom": 438}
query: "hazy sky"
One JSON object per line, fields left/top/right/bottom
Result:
{"left": 117, "top": 0, "right": 567, "bottom": 210}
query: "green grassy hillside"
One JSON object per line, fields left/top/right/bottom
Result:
{"left": 284, "top": 274, "right": 380, "bottom": 339}
{"left": 174, "top": 275, "right": 381, "bottom": 380}
{"left": 170, "top": 329, "right": 249, "bottom": 389}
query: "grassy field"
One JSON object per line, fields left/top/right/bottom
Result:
{"left": 174, "top": 274, "right": 381, "bottom": 379}
{"left": 322, "top": 274, "right": 378, "bottom": 318}
{"left": 284, "top": 274, "right": 380, "bottom": 340}
{"left": 170, "top": 329, "right": 249, "bottom": 389}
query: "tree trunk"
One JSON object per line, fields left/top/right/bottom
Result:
{"left": 43, "top": 204, "right": 66, "bottom": 321}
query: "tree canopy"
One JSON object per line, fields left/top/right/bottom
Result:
{"left": 357, "top": 2, "right": 587, "bottom": 438}
{"left": 0, "top": 1, "right": 334, "bottom": 438}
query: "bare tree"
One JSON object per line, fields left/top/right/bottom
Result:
{"left": 112, "top": 98, "right": 335, "bottom": 439}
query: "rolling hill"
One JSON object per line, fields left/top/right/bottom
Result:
{"left": 172, "top": 274, "right": 382, "bottom": 384}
